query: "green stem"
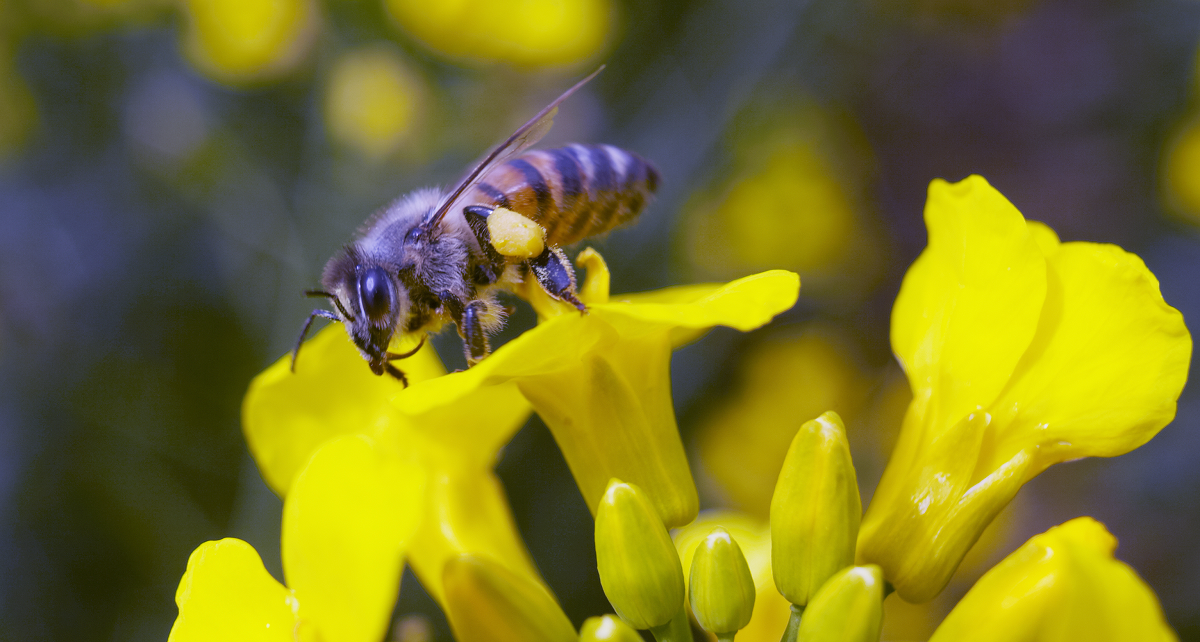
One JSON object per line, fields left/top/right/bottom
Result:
{"left": 716, "top": 634, "right": 737, "bottom": 642}
{"left": 649, "top": 605, "right": 693, "bottom": 642}
{"left": 779, "top": 603, "right": 805, "bottom": 642}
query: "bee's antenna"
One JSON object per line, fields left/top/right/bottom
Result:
{"left": 306, "top": 289, "right": 355, "bottom": 322}
{"left": 291, "top": 309, "right": 341, "bottom": 373}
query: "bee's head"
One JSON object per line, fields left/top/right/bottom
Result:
{"left": 321, "top": 251, "right": 411, "bottom": 376}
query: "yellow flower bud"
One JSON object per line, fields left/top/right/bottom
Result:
{"left": 688, "top": 527, "right": 756, "bottom": 637}
{"left": 579, "top": 615, "right": 643, "bottom": 642}
{"left": 595, "top": 479, "right": 686, "bottom": 630}
{"left": 796, "top": 565, "right": 883, "bottom": 642}
{"left": 929, "top": 518, "right": 1177, "bottom": 642}
{"left": 488, "top": 207, "right": 546, "bottom": 258}
{"left": 442, "top": 554, "right": 577, "bottom": 642}
{"left": 770, "top": 411, "right": 861, "bottom": 607}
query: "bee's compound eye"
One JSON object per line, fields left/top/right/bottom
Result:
{"left": 358, "top": 266, "right": 393, "bottom": 321}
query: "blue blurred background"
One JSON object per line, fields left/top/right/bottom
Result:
{"left": 1, "top": 0, "right": 1198, "bottom": 639}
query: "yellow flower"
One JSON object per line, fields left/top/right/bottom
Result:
{"left": 1163, "top": 114, "right": 1200, "bottom": 226}
{"left": 929, "top": 518, "right": 1177, "bottom": 642}
{"left": 325, "top": 45, "right": 426, "bottom": 161}
{"left": 180, "top": 0, "right": 318, "bottom": 83}
{"left": 384, "top": 0, "right": 611, "bottom": 67}
{"left": 243, "top": 326, "right": 541, "bottom": 606}
{"left": 170, "top": 435, "right": 423, "bottom": 642}
{"left": 857, "top": 175, "right": 1192, "bottom": 603}
{"left": 416, "top": 250, "right": 800, "bottom": 528}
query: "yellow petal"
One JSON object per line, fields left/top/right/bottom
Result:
{"left": 985, "top": 241, "right": 1191, "bottom": 472}
{"left": 442, "top": 554, "right": 577, "bottom": 642}
{"left": 519, "top": 335, "right": 698, "bottom": 527}
{"left": 392, "top": 378, "right": 532, "bottom": 467}
{"left": 168, "top": 539, "right": 298, "bottom": 642}
{"left": 406, "top": 465, "right": 542, "bottom": 606}
{"left": 930, "top": 518, "right": 1178, "bottom": 642}
{"left": 243, "top": 323, "right": 442, "bottom": 495}
{"left": 281, "top": 435, "right": 424, "bottom": 642}
{"left": 890, "top": 175, "right": 1047, "bottom": 439}
{"left": 609, "top": 269, "right": 801, "bottom": 346}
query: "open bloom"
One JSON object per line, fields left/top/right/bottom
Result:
{"left": 170, "top": 435, "right": 424, "bottom": 642}
{"left": 929, "top": 517, "right": 1177, "bottom": 642}
{"left": 242, "top": 250, "right": 797, "bottom": 609}
{"left": 857, "top": 175, "right": 1191, "bottom": 602}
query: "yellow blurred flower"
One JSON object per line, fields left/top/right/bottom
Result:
{"left": 929, "top": 518, "right": 1177, "bottom": 642}
{"left": 180, "top": 0, "right": 318, "bottom": 83}
{"left": 1162, "top": 114, "right": 1200, "bottom": 226}
{"left": 170, "top": 435, "right": 424, "bottom": 642}
{"left": 0, "top": 44, "right": 37, "bottom": 156}
{"left": 696, "top": 329, "right": 869, "bottom": 518}
{"left": 674, "top": 511, "right": 790, "bottom": 642}
{"left": 325, "top": 45, "right": 426, "bottom": 160}
{"left": 857, "top": 175, "right": 1192, "bottom": 603}
{"left": 681, "top": 101, "right": 879, "bottom": 299}
{"left": 385, "top": 0, "right": 611, "bottom": 67}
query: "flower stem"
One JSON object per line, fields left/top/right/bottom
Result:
{"left": 779, "top": 603, "right": 804, "bottom": 642}
{"left": 649, "top": 605, "right": 693, "bottom": 642}
{"left": 717, "top": 635, "right": 737, "bottom": 642}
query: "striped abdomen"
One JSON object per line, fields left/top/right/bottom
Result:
{"left": 464, "top": 144, "right": 660, "bottom": 247}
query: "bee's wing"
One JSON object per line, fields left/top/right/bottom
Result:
{"left": 425, "top": 66, "right": 604, "bottom": 229}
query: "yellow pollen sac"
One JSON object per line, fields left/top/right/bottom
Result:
{"left": 488, "top": 207, "right": 546, "bottom": 258}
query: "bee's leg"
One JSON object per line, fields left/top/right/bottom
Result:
{"left": 437, "top": 291, "right": 492, "bottom": 366}
{"left": 291, "top": 308, "right": 341, "bottom": 372}
{"left": 463, "top": 205, "right": 506, "bottom": 286}
{"left": 382, "top": 362, "right": 409, "bottom": 388}
{"left": 529, "top": 246, "right": 586, "bottom": 312}
{"left": 461, "top": 300, "right": 492, "bottom": 365}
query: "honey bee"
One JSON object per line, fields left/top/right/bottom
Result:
{"left": 292, "top": 67, "right": 660, "bottom": 383}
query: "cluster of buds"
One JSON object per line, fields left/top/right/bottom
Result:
{"left": 592, "top": 412, "right": 881, "bottom": 642}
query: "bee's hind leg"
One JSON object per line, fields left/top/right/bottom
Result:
{"left": 529, "top": 246, "right": 586, "bottom": 312}
{"left": 460, "top": 299, "right": 492, "bottom": 365}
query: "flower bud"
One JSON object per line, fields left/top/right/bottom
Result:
{"left": 796, "top": 565, "right": 883, "bottom": 642}
{"left": 442, "top": 554, "right": 576, "bottom": 642}
{"left": 688, "top": 527, "right": 756, "bottom": 636}
{"left": 595, "top": 479, "right": 686, "bottom": 629}
{"left": 770, "top": 411, "right": 861, "bottom": 607}
{"left": 579, "top": 615, "right": 643, "bottom": 642}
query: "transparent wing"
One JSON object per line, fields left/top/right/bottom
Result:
{"left": 425, "top": 66, "right": 605, "bottom": 229}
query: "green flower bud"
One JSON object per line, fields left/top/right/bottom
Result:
{"left": 442, "top": 554, "right": 577, "bottom": 642}
{"left": 688, "top": 527, "right": 756, "bottom": 636}
{"left": 595, "top": 479, "right": 686, "bottom": 630}
{"left": 796, "top": 565, "right": 883, "bottom": 642}
{"left": 770, "top": 411, "right": 861, "bottom": 606}
{"left": 579, "top": 615, "right": 643, "bottom": 642}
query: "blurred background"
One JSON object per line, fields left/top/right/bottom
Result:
{"left": 1, "top": 0, "right": 1198, "bottom": 639}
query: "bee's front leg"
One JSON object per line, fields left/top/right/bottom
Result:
{"left": 529, "top": 246, "right": 586, "bottom": 312}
